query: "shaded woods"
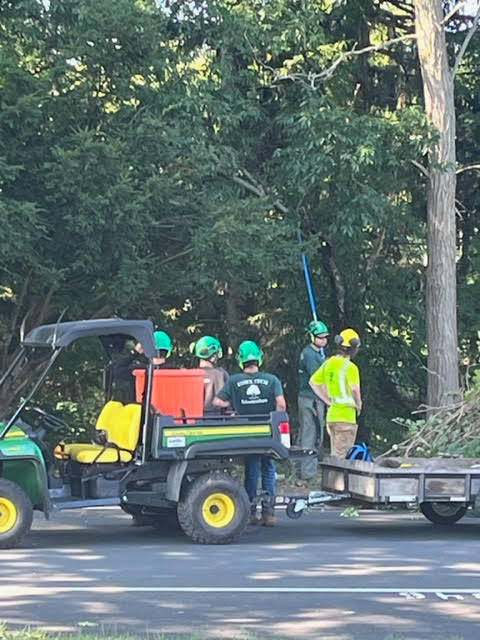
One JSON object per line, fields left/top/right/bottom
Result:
{"left": 1, "top": 0, "right": 480, "bottom": 449}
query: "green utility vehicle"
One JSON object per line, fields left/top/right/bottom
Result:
{"left": 0, "top": 319, "right": 291, "bottom": 547}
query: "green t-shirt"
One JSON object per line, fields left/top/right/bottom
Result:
{"left": 298, "top": 345, "right": 326, "bottom": 398}
{"left": 310, "top": 355, "right": 360, "bottom": 424}
{"left": 216, "top": 371, "right": 284, "bottom": 416}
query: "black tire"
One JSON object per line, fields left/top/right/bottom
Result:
{"left": 420, "top": 502, "right": 467, "bottom": 525}
{"left": 177, "top": 472, "right": 249, "bottom": 544}
{"left": 0, "top": 478, "right": 34, "bottom": 549}
{"left": 286, "top": 502, "right": 304, "bottom": 519}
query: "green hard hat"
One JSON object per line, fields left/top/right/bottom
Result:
{"left": 154, "top": 331, "right": 172, "bottom": 357}
{"left": 237, "top": 340, "right": 263, "bottom": 368}
{"left": 307, "top": 320, "right": 329, "bottom": 340}
{"left": 195, "top": 335, "right": 223, "bottom": 359}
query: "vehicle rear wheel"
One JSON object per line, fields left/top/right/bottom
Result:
{"left": 420, "top": 502, "right": 467, "bottom": 525}
{"left": 177, "top": 472, "right": 249, "bottom": 544}
{"left": 0, "top": 478, "right": 33, "bottom": 548}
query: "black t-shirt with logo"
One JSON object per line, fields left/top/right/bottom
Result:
{"left": 216, "top": 371, "right": 284, "bottom": 416}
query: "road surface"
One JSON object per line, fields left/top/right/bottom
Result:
{"left": 1, "top": 506, "right": 479, "bottom": 639}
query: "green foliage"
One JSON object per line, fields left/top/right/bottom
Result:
{"left": 0, "top": 0, "right": 479, "bottom": 448}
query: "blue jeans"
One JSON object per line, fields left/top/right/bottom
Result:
{"left": 244, "top": 455, "right": 276, "bottom": 502}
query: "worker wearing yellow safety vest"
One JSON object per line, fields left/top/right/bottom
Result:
{"left": 309, "top": 328, "right": 362, "bottom": 458}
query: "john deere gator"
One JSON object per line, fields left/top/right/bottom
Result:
{"left": 0, "top": 319, "right": 291, "bottom": 547}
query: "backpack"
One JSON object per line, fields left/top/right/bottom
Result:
{"left": 346, "top": 442, "right": 373, "bottom": 462}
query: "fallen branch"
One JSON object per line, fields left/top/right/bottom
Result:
{"left": 380, "top": 387, "right": 480, "bottom": 458}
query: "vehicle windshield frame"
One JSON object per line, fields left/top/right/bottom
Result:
{"left": 0, "top": 319, "right": 156, "bottom": 440}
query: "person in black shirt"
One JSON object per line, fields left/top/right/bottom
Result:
{"left": 214, "top": 341, "right": 286, "bottom": 526}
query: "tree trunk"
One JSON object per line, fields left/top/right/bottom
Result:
{"left": 414, "top": 0, "right": 460, "bottom": 408}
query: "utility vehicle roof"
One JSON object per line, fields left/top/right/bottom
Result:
{"left": 23, "top": 319, "right": 157, "bottom": 358}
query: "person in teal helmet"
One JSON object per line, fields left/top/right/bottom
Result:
{"left": 297, "top": 319, "right": 329, "bottom": 481}
{"left": 109, "top": 330, "right": 173, "bottom": 404}
{"left": 193, "top": 336, "right": 229, "bottom": 415}
{"left": 151, "top": 330, "right": 173, "bottom": 367}
{"left": 213, "top": 340, "right": 286, "bottom": 526}
{"left": 129, "top": 329, "right": 173, "bottom": 526}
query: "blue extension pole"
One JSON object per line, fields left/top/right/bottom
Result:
{"left": 298, "top": 229, "right": 318, "bottom": 321}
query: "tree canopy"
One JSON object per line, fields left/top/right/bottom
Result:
{"left": 1, "top": 0, "right": 480, "bottom": 450}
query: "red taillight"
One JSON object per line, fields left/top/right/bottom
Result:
{"left": 278, "top": 421, "right": 291, "bottom": 448}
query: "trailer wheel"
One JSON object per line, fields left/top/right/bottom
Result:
{"left": 420, "top": 502, "right": 467, "bottom": 525}
{"left": 0, "top": 478, "right": 33, "bottom": 549}
{"left": 286, "top": 502, "right": 304, "bottom": 519}
{"left": 177, "top": 472, "right": 249, "bottom": 544}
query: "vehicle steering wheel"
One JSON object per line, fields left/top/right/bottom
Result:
{"left": 28, "top": 407, "right": 67, "bottom": 432}
{"left": 15, "top": 407, "right": 67, "bottom": 441}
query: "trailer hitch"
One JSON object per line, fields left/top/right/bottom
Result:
{"left": 275, "top": 490, "right": 351, "bottom": 519}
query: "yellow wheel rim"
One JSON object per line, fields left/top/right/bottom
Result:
{"left": 0, "top": 498, "right": 17, "bottom": 533}
{"left": 202, "top": 493, "right": 235, "bottom": 528}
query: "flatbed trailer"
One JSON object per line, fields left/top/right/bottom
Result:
{"left": 280, "top": 455, "right": 480, "bottom": 525}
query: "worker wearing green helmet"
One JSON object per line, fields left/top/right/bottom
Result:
{"left": 129, "top": 329, "right": 173, "bottom": 526}
{"left": 152, "top": 330, "right": 172, "bottom": 366}
{"left": 107, "top": 330, "right": 172, "bottom": 405}
{"left": 193, "top": 335, "right": 228, "bottom": 414}
{"left": 296, "top": 319, "right": 329, "bottom": 481}
{"left": 213, "top": 340, "right": 286, "bottom": 526}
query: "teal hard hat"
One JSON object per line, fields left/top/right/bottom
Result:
{"left": 237, "top": 340, "right": 263, "bottom": 369}
{"left": 154, "top": 331, "right": 172, "bottom": 357}
{"left": 195, "top": 335, "right": 223, "bottom": 359}
{"left": 307, "top": 320, "right": 329, "bottom": 340}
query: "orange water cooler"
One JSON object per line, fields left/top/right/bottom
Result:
{"left": 133, "top": 369, "right": 205, "bottom": 421}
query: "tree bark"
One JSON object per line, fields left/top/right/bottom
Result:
{"left": 414, "top": 0, "right": 460, "bottom": 408}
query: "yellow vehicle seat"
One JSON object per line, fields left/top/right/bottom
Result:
{"left": 54, "top": 400, "right": 123, "bottom": 459}
{"left": 54, "top": 401, "right": 141, "bottom": 463}
{"left": 71, "top": 403, "right": 142, "bottom": 464}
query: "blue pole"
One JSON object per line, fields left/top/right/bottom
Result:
{"left": 298, "top": 229, "right": 317, "bottom": 321}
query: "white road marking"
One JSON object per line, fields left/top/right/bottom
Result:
{"left": 2, "top": 586, "right": 480, "bottom": 596}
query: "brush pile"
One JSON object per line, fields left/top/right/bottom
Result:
{"left": 380, "top": 385, "right": 480, "bottom": 459}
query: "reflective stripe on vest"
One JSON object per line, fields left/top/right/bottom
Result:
{"left": 330, "top": 359, "right": 355, "bottom": 406}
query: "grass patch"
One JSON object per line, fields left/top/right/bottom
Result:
{"left": 0, "top": 625, "right": 465, "bottom": 640}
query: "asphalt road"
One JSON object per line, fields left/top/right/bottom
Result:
{"left": 1, "top": 506, "right": 480, "bottom": 639}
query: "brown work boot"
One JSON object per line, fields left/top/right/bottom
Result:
{"left": 261, "top": 513, "right": 275, "bottom": 527}
{"left": 261, "top": 501, "right": 275, "bottom": 526}
{"left": 250, "top": 507, "right": 261, "bottom": 525}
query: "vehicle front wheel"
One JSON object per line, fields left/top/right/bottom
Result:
{"left": 420, "top": 502, "right": 467, "bottom": 525}
{"left": 177, "top": 472, "right": 249, "bottom": 544}
{"left": 0, "top": 478, "right": 34, "bottom": 548}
